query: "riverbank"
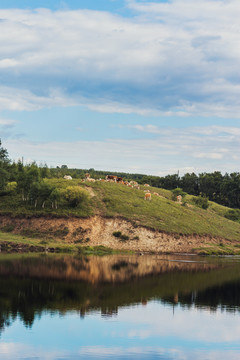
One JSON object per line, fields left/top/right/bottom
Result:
{"left": 1, "top": 214, "right": 240, "bottom": 255}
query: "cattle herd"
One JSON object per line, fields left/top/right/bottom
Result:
{"left": 63, "top": 173, "right": 171, "bottom": 201}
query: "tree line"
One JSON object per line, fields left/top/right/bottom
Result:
{"left": 0, "top": 139, "right": 240, "bottom": 209}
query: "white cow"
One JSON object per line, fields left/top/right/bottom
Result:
{"left": 64, "top": 175, "right": 72, "bottom": 180}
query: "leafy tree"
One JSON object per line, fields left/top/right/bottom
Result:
{"left": 29, "top": 182, "right": 41, "bottom": 208}
{"left": 0, "top": 139, "right": 9, "bottom": 163}
{"left": 39, "top": 164, "right": 50, "bottom": 179}
{"left": 0, "top": 168, "right": 9, "bottom": 191}
{"left": 0, "top": 140, "right": 10, "bottom": 191}
{"left": 49, "top": 188, "right": 61, "bottom": 209}
{"left": 39, "top": 182, "right": 54, "bottom": 208}
{"left": 17, "top": 162, "right": 40, "bottom": 201}
{"left": 180, "top": 173, "right": 199, "bottom": 195}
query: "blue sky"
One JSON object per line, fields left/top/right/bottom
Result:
{"left": 0, "top": 0, "right": 240, "bottom": 175}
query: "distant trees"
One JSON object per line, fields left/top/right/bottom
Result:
{"left": 0, "top": 140, "right": 10, "bottom": 191}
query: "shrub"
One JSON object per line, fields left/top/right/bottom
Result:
{"left": 112, "top": 231, "right": 129, "bottom": 241}
{"left": 193, "top": 195, "right": 209, "bottom": 209}
{"left": 1, "top": 224, "right": 15, "bottom": 232}
{"left": 113, "top": 231, "right": 122, "bottom": 238}
{"left": 172, "top": 188, "right": 187, "bottom": 201}
{"left": 54, "top": 227, "right": 69, "bottom": 237}
{"left": 120, "top": 234, "right": 129, "bottom": 241}
{"left": 5, "top": 182, "right": 17, "bottom": 194}
{"left": 224, "top": 209, "right": 240, "bottom": 222}
{"left": 62, "top": 186, "right": 89, "bottom": 208}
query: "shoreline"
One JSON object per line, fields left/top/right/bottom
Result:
{"left": 0, "top": 214, "right": 240, "bottom": 255}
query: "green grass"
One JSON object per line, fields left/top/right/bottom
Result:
{"left": 196, "top": 242, "right": 240, "bottom": 255}
{"left": 0, "top": 231, "right": 127, "bottom": 255}
{"left": 1, "top": 179, "right": 240, "bottom": 241}
{"left": 90, "top": 182, "right": 240, "bottom": 240}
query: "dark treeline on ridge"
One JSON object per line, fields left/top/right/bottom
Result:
{"left": 0, "top": 139, "right": 240, "bottom": 209}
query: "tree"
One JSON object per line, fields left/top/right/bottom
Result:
{"left": 17, "top": 162, "right": 40, "bottom": 201}
{"left": 29, "top": 182, "right": 41, "bottom": 208}
{"left": 180, "top": 173, "right": 199, "bottom": 195}
{"left": 0, "top": 139, "right": 9, "bottom": 163}
{"left": 39, "top": 182, "right": 54, "bottom": 208}
{"left": 49, "top": 188, "right": 61, "bottom": 209}
{"left": 0, "top": 140, "right": 10, "bottom": 191}
{"left": 0, "top": 168, "right": 9, "bottom": 191}
{"left": 40, "top": 164, "right": 50, "bottom": 179}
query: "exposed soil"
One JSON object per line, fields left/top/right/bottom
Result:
{"left": 0, "top": 215, "right": 235, "bottom": 254}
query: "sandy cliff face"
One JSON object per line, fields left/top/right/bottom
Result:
{"left": 0, "top": 215, "right": 231, "bottom": 254}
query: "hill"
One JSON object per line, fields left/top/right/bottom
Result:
{"left": 0, "top": 178, "right": 240, "bottom": 255}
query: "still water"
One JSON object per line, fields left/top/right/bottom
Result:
{"left": 0, "top": 253, "right": 240, "bottom": 359}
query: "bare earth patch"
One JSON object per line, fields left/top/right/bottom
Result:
{"left": 0, "top": 215, "right": 236, "bottom": 254}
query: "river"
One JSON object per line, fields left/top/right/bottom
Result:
{"left": 0, "top": 253, "right": 240, "bottom": 359}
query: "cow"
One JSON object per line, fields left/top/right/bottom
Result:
{"left": 133, "top": 185, "right": 140, "bottom": 190}
{"left": 106, "top": 175, "right": 123, "bottom": 183}
{"left": 177, "top": 195, "right": 182, "bottom": 203}
{"left": 144, "top": 184, "right": 150, "bottom": 187}
{"left": 64, "top": 175, "right": 72, "bottom": 180}
{"left": 144, "top": 192, "right": 151, "bottom": 201}
{"left": 153, "top": 192, "right": 160, "bottom": 196}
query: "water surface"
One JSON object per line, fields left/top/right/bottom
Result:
{"left": 0, "top": 253, "right": 240, "bottom": 359}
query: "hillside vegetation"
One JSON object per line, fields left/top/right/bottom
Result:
{"left": 1, "top": 140, "right": 240, "bottom": 253}
{"left": 1, "top": 178, "right": 240, "bottom": 243}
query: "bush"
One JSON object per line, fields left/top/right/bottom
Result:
{"left": 1, "top": 224, "right": 15, "bottom": 232}
{"left": 5, "top": 182, "right": 17, "bottom": 194}
{"left": 62, "top": 186, "right": 89, "bottom": 208}
{"left": 193, "top": 195, "right": 209, "bottom": 209}
{"left": 113, "top": 231, "right": 122, "bottom": 238}
{"left": 172, "top": 188, "right": 187, "bottom": 201}
{"left": 112, "top": 231, "right": 129, "bottom": 241}
{"left": 120, "top": 234, "right": 129, "bottom": 241}
{"left": 225, "top": 209, "right": 240, "bottom": 222}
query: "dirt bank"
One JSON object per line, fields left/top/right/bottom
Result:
{"left": 0, "top": 215, "right": 234, "bottom": 254}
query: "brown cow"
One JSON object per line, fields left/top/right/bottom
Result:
{"left": 177, "top": 195, "right": 182, "bottom": 203}
{"left": 144, "top": 192, "right": 151, "bottom": 201}
{"left": 106, "top": 175, "right": 123, "bottom": 182}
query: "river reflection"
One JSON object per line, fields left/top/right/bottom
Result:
{"left": 0, "top": 253, "right": 240, "bottom": 359}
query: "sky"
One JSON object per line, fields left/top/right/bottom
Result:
{"left": 0, "top": 0, "right": 240, "bottom": 175}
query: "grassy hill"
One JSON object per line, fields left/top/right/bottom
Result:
{"left": 0, "top": 178, "right": 240, "bottom": 245}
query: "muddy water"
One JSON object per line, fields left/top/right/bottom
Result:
{"left": 0, "top": 253, "right": 240, "bottom": 359}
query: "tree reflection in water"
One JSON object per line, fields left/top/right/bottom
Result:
{"left": 0, "top": 253, "right": 240, "bottom": 334}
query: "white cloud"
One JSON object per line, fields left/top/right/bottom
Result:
{"left": 194, "top": 152, "right": 223, "bottom": 160}
{"left": 4, "top": 123, "right": 240, "bottom": 175}
{"left": 0, "top": 86, "right": 77, "bottom": 111}
{"left": 0, "top": 118, "right": 17, "bottom": 126}
{"left": 0, "top": 4, "right": 239, "bottom": 116}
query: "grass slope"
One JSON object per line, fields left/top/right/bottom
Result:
{"left": 0, "top": 179, "right": 240, "bottom": 242}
